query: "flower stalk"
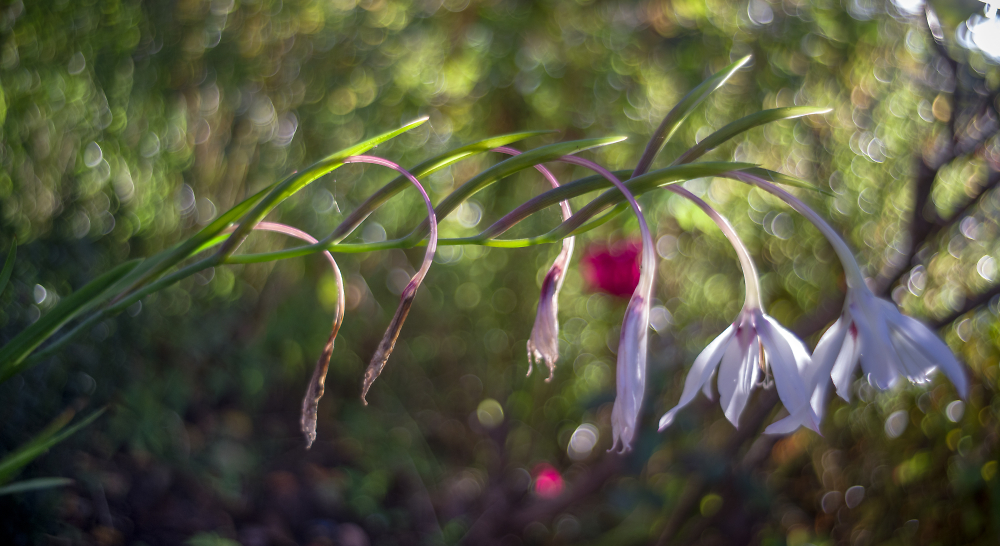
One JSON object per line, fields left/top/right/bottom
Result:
{"left": 491, "top": 146, "right": 575, "bottom": 381}
{"left": 340, "top": 156, "right": 438, "bottom": 405}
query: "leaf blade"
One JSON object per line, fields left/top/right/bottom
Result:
{"left": 0, "top": 477, "right": 74, "bottom": 496}
{"left": 0, "top": 408, "right": 105, "bottom": 484}
{"left": 673, "top": 107, "right": 832, "bottom": 165}
{"left": 220, "top": 118, "right": 429, "bottom": 257}
{"left": 633, "top": 55, "right": 752, "bottom": 176}
{"left": 0, "top": 261, "right": 139, "bottom": 381}
{"left": 0, "top": 240, "right": 15, "bottom": 298}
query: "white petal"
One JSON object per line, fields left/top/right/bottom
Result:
{"left": 851, "top": 299, "right": 900, "bottom": 391}
{"left": 658, "top": 325, "right": 735, "bottom": 430}
{"left": 765, "top": 405, "right": 822, "bottom": 435}
{"left": 758, "top": 314, "right": 819, "bottom": 432}
{"left": 610, "top": 293, "right": 650, "bottom": 452}
{"left": 830, "top": 320, "right": 861, "bottom": 401}
{"left": 888, "top": 312, "right": 969, "bottom": 398}
{"left": 811, "top": 315, "right": 849, "bottom": 413}
{"left": 702, "top": 369, "right": 716, "bottom": 401}
{"left": 718, "top": 335, "right": 760, "bottom": 427}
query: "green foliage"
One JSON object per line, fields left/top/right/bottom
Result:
{"left": 1, "top": 0, "right": 998, "bottom": 544}
{"left": 0, "top": 408, "right": 104, "bottom": 485}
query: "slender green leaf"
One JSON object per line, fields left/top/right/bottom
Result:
{"left": 0, "top": 408, "right": 105, "bottom": 484}
{"left": 401, "top": 136, "right": 627, "bottom": 245}
{"left": 545, "top": 162, "right": 758, "bottom": 239}
{"left": 0, "top": 477, "right": 74, "bottom": 496}
{"left": 742, "top": 167, "right": 834, "bottom": 196}
{"left": 326, "top": 130, "right": 555, "bottom": 244}
{"left": 0, "top": 261, "right": 139, "bottom": 382}
{"left": 110, "top": 181, "right": 278, "bottom": 298}
{"left": 673, "top": 107, "right": 832, "bottom": 165}
{"left": 220, "top": 118, "right": 429, "bottom": 257}
{"left": 633, "top": 55, "right": 751, "bottom": 176}
{"left": 0, "top": 240, "right": 15, "bottom": 298}
{"left": 479, "top": 163, "right": 753, "bottom": 240}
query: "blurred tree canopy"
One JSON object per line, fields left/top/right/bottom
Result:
{"left": 1, "top": 0, "right": 999, "bottom": 544}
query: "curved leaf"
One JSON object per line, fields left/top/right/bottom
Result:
{"left": 401, "top": 136, "right": 627, "bottom": 245}
{"left": 326, "top": 130, "right": 554, "bottom": 244}
{"left": 0, "top": 240, "right": 15, "bottom": 298}
{"left": 0, "top": 408, "right": 105, "bottom": 484}
{"left": 220, "top": 118, "right": 429, "bottom": 257}
{"left": 633, "top": 55, "right": 751, "bottom": 176}
{"left": 0, "top": 261, "right": 139, "bottom": 382}
{"left": 673, "top": 107, "right": 832, "bottom": 165}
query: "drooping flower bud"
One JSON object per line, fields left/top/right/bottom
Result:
{"left": 339, "top": 156, "right": 438, "bottom": 405}
{"left": 245, "top": 222, "right": 343, "bottom": 449}
{"left": 526, "top": 240, "right": 573, "bottom": 381}
{"left": 491, "top": 146, "right": 575, "bottom": 382}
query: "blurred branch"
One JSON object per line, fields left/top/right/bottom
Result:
{"left": 932, "top": 283, "right": 1000, "bottom": 328}
{"left": 877, "top": 6, "right": 1000, "bottom": 296}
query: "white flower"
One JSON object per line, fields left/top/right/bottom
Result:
{"left": 659, "top": 305, "right": 821, "bottom": 434}
{"left": 729, "top": 173, "right": 969, "bottom": 418}
{"left": 808, "top": 286, "right": 969, "bottom": 411}
{"left": 610, "top": 287, "right": 651, "bottom": 452}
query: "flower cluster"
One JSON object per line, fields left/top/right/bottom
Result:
{"left": 517, "top": 169, "right": 969, "bottom": 452}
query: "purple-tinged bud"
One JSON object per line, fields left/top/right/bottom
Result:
{"left": 491, "top": 146, "right": 575, "bottom": 383}
{"left": 340, "top": 156, "right": 437, "bottom": 406}
{"left": 527, "top": 239, "right": 573, "bottom": 381}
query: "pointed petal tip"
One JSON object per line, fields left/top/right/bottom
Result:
{"left": 657, "top": 412, "right": 675, "bottom": 431}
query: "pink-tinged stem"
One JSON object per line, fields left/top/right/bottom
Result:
{"left": 666, "top": 186, "right": 761, "bottom": 309}
{"left": 493, "top": 146, "right": 575, "bottom": 381}
{"left": 554, "top": 155, "right": 656, "bottom": 453}
{"left": 341, "top": 155, "right": 438, "bottom": 404}
{"left": 726, "top": 171, "right": 867, "bottom": 289}
{"left": 242, "top": 222, "right": 344, "bottom": 449}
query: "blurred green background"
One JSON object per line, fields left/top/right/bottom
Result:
{"left": 1, "top": 0, "right": 999, "bottom": 544}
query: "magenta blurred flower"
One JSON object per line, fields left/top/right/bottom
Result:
{"left": 580, "top": 242, "right": 641, "bottom": 298}
{"left": 532, "top": 463, "right": 564, "bottom": 498}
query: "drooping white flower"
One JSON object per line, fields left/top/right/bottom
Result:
{"left": 659, "top": 304, "right": 821, "bottom": 434}
{"left": 556, "top": 155, "right": 654, "bottom": 453}
{"left": 610, "top": 267, "right": 653, "bottom": 452}
{"left": 806, "top": 286, "right": 969, "bottom": 413}
{"left": 730, "top": 172, "right": 969, "bottom": 421}
{"left": 658, "top": 187, "right": 819, "bottom": 435}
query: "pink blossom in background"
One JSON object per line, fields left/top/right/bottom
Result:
{"left": 532, "top": 463, "right": 564, "bottom": 498}
{"left": 580, "top": 241, "right": 641, "bottom": 298}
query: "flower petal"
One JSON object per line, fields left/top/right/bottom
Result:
{"left": 850, "top": 299, "right": 900, "bottom": 391}
{"left": 526, "top": 243, "right": 572, "bottom": 381}
{"left": 831, "top": 320, "right": 861, "bottom": 401}
{"left": 811, "top": 314, "right": 849, "bottom": 414}
{"left": 765, "top": 405, "right": 821, "bottom": 435}
{"left": 702, "top": 369, "right": 716, "bottom": 401}
{"left": 718, "top": 333, "right": 760, "bottom": 428}
{"left": 610, "top": 293, "right": 650, "bottom": 453}
{"left": 887, "top": 311, "right": 969, "bottom": 398}
{"left": 758, "top": 314, "right": 819, "bottom": 432}
{"left": 658, "top": 324, "right": 735, "bottom": 430}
